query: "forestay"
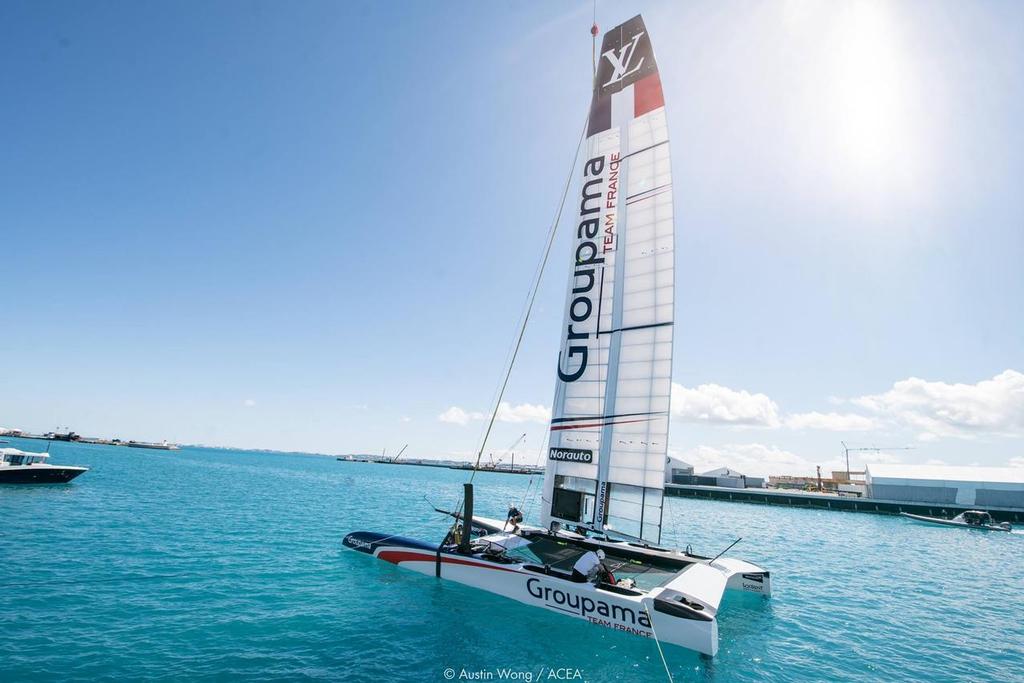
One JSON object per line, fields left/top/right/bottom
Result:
{"left": 542, "top": 15, "right": 673, "bottom": 544}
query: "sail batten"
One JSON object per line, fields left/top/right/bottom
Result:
{"left": 543, "top": 15, "right": 673, "bottom": 544}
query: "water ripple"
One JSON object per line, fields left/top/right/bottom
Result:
{"left": 1, "top": 441, "right": 1021, "bottom": 682}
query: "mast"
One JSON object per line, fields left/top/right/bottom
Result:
{"left": 542, "top": 15, "right": 673, "bottom": 544}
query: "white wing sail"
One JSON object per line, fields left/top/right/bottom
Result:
{"left": 542, "top": 15, "right": 673, "bottom": 544}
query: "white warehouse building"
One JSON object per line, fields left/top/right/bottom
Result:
{"left": 865, "top": 464, "right": 1024, "bottom": 509}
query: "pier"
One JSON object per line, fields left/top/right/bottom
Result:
{"left": 664, "top": 483, "right": 1024, "bottom": 523}
{"left": 336, "top": 457, "right": 542, "bottom": 476}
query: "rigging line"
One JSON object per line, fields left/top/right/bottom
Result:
{"left": 710, "top": 537, "right": 742, "bottom": 563}
{"left": 517, "top": 478, "right": 533, "bottom": 513}
{"left": 468, "top": 110, "right": 590, "bottom": 483}
{"left": 643, "top": 605, "right": 676, "bottom": 683}
{"left": 522, "top": 418, "right": 553, "bottom": 522}
{"left": 519, "top": 424, "right": 550, "bottom": 522}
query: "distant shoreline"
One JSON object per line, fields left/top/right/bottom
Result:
{"left": 0, "top": 433, "right": 544, "bottom": 473}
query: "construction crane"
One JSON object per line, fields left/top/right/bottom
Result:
{"left": 391, "top": 444, "right": 409, "bottom": 463}
{"left": 840, "top": 441, "right": 915, "bottom": 479}
{"left": 489, "top": 436, "right": 528, "bottom": 473}
{"left": 497, "top": 433, "right": 528, "bottom": 471}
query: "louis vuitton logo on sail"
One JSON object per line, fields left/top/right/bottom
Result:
{"left": 602, "top": 32, "right": 645, "bottom": 87}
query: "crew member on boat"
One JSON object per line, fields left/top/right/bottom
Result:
{"left": 571, "top": 549, "right": 612, "bottom": 584}
{"left": 506, "top": 504, "right": 523, "bottom": 532}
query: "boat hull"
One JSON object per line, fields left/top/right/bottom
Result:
{"left": 0, "top": 466, "right": 88, "bottom": 484}
{"left": 900, "top": 512, "right": 1011, "bottom": 532}
{"left": 344, "top": 531, "right": 720, "bottom": 656}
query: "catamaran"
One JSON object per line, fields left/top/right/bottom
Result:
{"left": 345, "top": 14, "right": 771, "bottom": 657}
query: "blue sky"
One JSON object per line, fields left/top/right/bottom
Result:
{"left": 1, "top": 0, "right": 1022, "bottom": 475}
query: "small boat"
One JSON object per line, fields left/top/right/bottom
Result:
{"left": 345, "top": 14, "right": 771, "bottom": 657}
{"left": 0, "top": 448, "right": 88, "bottom": 483}
{"left": 126, "top": 439, "right": 180, "bottom": 450}
{"left": 901, "top": 510, "right": 1012, "bottom": 532}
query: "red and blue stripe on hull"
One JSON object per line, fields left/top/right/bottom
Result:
{"left": 342, "top": 531, "right": 518, "bottom": 574}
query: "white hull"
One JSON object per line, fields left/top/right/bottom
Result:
{"left": 345, "top": 522, "right": 771, "bottom": 657}
{"left": 347, "top": 535, "right": 718, "bottom": 655}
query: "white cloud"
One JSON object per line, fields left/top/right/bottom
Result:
{"left": 1009, "top": 456, "right": 1024, "bottom": 469}
{"left": 495, "top": 402, "right": 551, "bottom": 424}
{"left": 852, "top": 369, "right": 1024, "bottom": 441}
{"left": 925, "top": 458, "right": 947, "bottom": 466}
{"left": 401, "top": 416, "right": 412, "bottom": 423}
{"left": 437, "top": 370, "right": 1024, "bottom": 444}
{"left": 439, "top": 406, "right": 473, "bottom": 426}
{"left": 784, "top": 411, "right": 877, "bottom": 431}
{"left": 671, "top": 383, "right": 781, "bottom": 427}
{"left": 243, "top": 399, "right": 256, "bottom": 408}
{"left": 670, "top": 383, "right": 877, "bottom": 432}
{"left": 677, "top": 443, "right": 830, "bottom": 478}
{"left": 438, "top": 402, "right": 551, "bottom": 426}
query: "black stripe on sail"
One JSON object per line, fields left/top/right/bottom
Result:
{"left": 597, "top": 321, "right": 673, "bottom": 337}
{"left": 626, "top": 183, "right": 672, "bottom": 202}
{"left": 620, "top": 140, "right": 669, "bottom": 161}
{"left": 551, "top": 410, "right": 666, "bottom": 425}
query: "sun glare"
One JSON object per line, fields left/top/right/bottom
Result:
{"left": 827, "top": 1, "right": 927, "bottom": 198}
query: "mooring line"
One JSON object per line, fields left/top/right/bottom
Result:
{"left": 643, "top": 605, "right": 675, "bottom": 683}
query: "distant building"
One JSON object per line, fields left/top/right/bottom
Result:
{"left": 701, "top": 467, "right": 765, "bottom": 489}
{"left": 668, "top": 462, "right": 764, "bottom": 489}
{"left": 665, "top": 457, "right": 694, "bottom": 483}
{"left": 769, "top": 475, "right": 822, "bottom": 491}
{"left": 768, "top": 473, "right": 865, "bottom": 496}
{"left": 865, "top": 464, "right": 1024, "bottom": 509}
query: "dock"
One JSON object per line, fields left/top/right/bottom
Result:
{"left": 665, "top": 483, "right": 1024, "bottom": 523}
{"left": 335, "top": 457, "right": 542, "bottom": 475}
{"left": 7, "top": 433, "right": 180, "bottom": 450}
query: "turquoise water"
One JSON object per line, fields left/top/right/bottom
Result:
{"left": 1, "top": 439, "right": 1022, "bottom": 682}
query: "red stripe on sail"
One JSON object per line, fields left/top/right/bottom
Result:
{"left": 634, "top": 72, "right": 664, "bottom": 117}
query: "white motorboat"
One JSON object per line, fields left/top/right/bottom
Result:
{"left": 0, "top": 448, "right": 88, "bottom": 483}
{"left": 901, "top": 510, "right": 1012, "bottom": 532}
{"left": 345, "top": 13, "right": 771, "bottom": 657}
